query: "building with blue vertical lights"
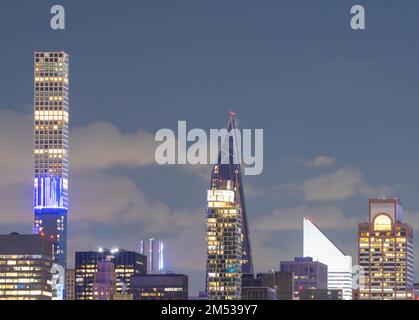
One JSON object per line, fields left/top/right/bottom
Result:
{"left": 33, "top": 51, "right": 69, "bottom": 299}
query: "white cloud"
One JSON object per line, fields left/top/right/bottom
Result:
{"left": 71, "top": 121, "right": 157, "bottom": 171}
{"left": 0, "top": 110, "right": 158, "bottom": 186}
{"left": 301, "top": 167, "right": 392, "bottom": 202}
{"left": 305, "top": 155, "right": 336, "bottom": 168}
{"left": 0, "top": 110, "right": 33, "bottom": 186}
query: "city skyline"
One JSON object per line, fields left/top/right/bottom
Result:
{"left": 3, "top": 1, "right": 419, "bottom": 297}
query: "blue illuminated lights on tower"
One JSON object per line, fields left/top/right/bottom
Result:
{"left": 34, "top": 52, "right": 69, "bottom": 300}
{"left": 34, "top": 176, "right": 67, "bottom": 209}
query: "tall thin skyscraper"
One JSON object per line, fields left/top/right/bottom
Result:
{"left": 206, "top": 112, "right": 254, "bottom": 300}
{"left": 33, "top": 52, "right": 69, "bottom": 275}
{"left": 358, "top": 198, "right": 414, "bottom": 300}
{"left": 303, "top": 217, "right": 353, "bottom": 300}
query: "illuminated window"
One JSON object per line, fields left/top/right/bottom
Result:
{"left": 374, "top": 214, "right": 392, "bottom": 231}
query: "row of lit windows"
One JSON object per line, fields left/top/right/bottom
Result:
{"left": 34, "top": 149, "right": 66, "bottom": 155}
{"left": 0, "top": 279, "right": 41, "bottom": 284}
{"left": 35, "top": 110, "right": 68, "bottom": 118}
{"left": 35, "top": 76, "right": 68, "bottom": 83}
{"left": 0, "top": 273, "right": 45, "bottom": 277}
{"left": 0, "top": 290, "right": 52, "bottom": 296}
{"left": 0, "top": 255, "right": 42, "bottom": 259}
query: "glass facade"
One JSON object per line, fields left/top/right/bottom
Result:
{"left": 75, "top": 249, "right": 147, "bottom": 300}
{"left": 358, "top": 198, "right": 414, "bottom": 300}
{"left": 206, "top": 113, "right": 253, "bottom": 300}
{"left": 33, "top": 52, "right": 69, "bottom": 279}
{"left": 140, "top": 239, "right": 164, "bottom": 274}
{"left": 206, "top": 185, "right": 243, "bottom": 300}
{"left": 303, "top": 217, "right": 353, "bottom": 300}
{"left": 0, "top": 233, "right": 53, "bottom": 300}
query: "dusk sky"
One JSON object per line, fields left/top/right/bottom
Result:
{"left": 2, "top": 0, "right": 419, "bottom": 294}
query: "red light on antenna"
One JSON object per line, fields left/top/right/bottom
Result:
{"left": 229, "top": 111, "right": 235, "bottom": 117}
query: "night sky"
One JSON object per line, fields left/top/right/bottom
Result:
{"left": 1, "top": 0, "right": 419, "bottom": 294}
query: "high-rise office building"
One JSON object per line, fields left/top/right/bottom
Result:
{"left": 303, "top": 217, "right": 353, "bottom": 300}
{"left": 358, "top": 198, "right": 414, "bottom": 300}
{"left": 280, "top": 257, "right": 328, "bottom": 299}
{"left": 75, "top": 248, "right": 146, "bottom": 300}
{"left": 206, "top": 112, "right": 253, "bottom": 300}
{"left": 0, "top": 233, "right": 53, "bottom": 300}
{"left": 140, "top": 238, "right": 164, "bottom": 273}
{"left": 33, "top": 52, "right": 69, "bottom": 280}
{"left": 65, "top": 269, "right": 75, "bottom": 300}
{"left": 92, "top": 261, "right": 117, "bottom": 300}
{"left": 131, "top": 274, "right": 188, "bottom": 300}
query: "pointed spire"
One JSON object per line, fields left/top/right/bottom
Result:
{"left": 209, "top": 112, "right": 254, "bottom": 276}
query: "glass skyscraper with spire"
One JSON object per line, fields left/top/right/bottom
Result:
{"left": 206, "top": 113, "right": 254, "bottom": 300}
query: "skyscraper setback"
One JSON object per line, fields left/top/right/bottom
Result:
{"left": 358, "top": 198, "right": 414, "bottom": 300}
{"left": 33, "top": 52, "right": 69, "bottom": 273}
{"left": 303, "top": 217, "right": 353, "bottom": 300}
{"left": 206, "top": 113, "right": 254, "bottom": 300}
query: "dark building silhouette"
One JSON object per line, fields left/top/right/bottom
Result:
{"left": 275, "top": 271, "right": 294, "bottom": 300}
{"left": 242, "top": 271, "right": 294, "bottom": 300}
{"left": 131, "top": 274, "right": 188, "bottom": 300}
{"left": 280, "top": 257, "right": 327, "bottom": 299}
{"left": 65, "top": 269, "right": 75, "bottom": 300}
{"left": 299, "top": 289, "right": 342, "bottom": 300}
